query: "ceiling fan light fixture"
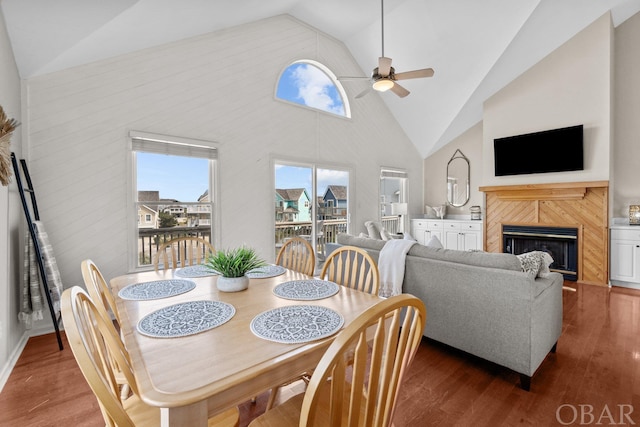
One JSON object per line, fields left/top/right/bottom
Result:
{"left": 372, "top": 78, "right": 394, "bottom": 92}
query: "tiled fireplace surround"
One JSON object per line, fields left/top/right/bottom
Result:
{"left": 479, "top": 181, "right": 609, "bottom": 286}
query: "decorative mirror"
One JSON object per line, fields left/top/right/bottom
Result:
{"left": 446, "top": 149, "right": 470, "bottom": 207}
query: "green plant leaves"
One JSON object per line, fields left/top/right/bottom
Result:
{"left": 206, "top": 247, "right": 266, "bottom": 278}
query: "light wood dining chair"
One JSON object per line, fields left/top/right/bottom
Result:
{"left": 153, "top": 236, "right": 215, "bottom": 270}
{"left": 81, "top": 259, "right": 120, "bottom": 325}
{"left": 80, "top": 259, "right": 130, "bottom": 399}
{"left": 268, "top": 245, "right": 380, "bottom": 409}
{"left": 249, "top": 293, "right": 427, "bottom": 427}
{"left": 320, "top": 245, "right": 380, "bottom": 296}
{"left": 276, "top": 237, "right": 316, "bottom": 276}
{"left": 61, "top": 286, "right": 240, "bottom": 427}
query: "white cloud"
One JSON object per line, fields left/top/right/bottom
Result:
{"left": 291, "top": 64, "right": 345, "bottom": 115}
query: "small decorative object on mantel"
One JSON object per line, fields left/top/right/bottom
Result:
{"left": 206, "top": 246, "right": 266, "bottom": 292}
{"left": 629, "top": 205, "right": 640, "bottom": 225}
{"left": 0, "top": 105, "right": 20, "bottom": 186}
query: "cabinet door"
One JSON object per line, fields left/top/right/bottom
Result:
{"left": 461, "top": 231, "right": 481, "bottom": 251}
{"left": 444, "top": 230, "right": 459, "bottom": 250}
{"left": 610, "top": 239, "right": 638, "bottom": 282}
{"left": 410, "top": 221, "right": 427, "bottom": 245}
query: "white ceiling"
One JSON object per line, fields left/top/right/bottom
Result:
{"left": 2, "top": 0, "right": 639, "bottom": 158}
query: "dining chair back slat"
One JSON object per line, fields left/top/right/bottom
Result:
{"left": 153, "top": 236, "right": 215, "bottom": 270}
{"left": 276, "top": 237, "right": 316, "bottom": 276}
{"left": 320, "top": 246, "right": 380, "bottom": 295}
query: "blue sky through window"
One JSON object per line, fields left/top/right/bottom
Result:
{"left": 137, "top": 152, "right": 208, "bottom": 202}
{"left": 276, "top": 62, "right": 346, "bottom": 117}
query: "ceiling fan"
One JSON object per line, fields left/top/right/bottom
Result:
{"left": 339, "top": 0, "right": 434, "bottom": 98}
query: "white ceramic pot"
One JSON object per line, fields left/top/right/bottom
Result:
{"left": 216, "top": 275, "right": 249, "bottom": 292}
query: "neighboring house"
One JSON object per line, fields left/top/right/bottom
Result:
{"left": 275, "top": 189, "right": 311, "bottom": 222}
{"left": 186, "top": 190, "right": 211, "bottom": 226}
{"left": 321, "top": 185, "right": 348, "bottom": 220}
{"left": 137, "top": 205, "right": 157, "bottom": 229}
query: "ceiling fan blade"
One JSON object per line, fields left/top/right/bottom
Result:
{"left": 378, "top": 57, "right": 392, "bottom": 77}
{"left": 395, "top": 68, "right": 435, "bottom": 80}
{"left": 355, "top": 87, "right": 373, "bottom": 99}
{"left": 389, "top": 82, "right": 410, "bottom": 98}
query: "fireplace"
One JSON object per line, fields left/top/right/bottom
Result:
{"left": 502, "top": 225, "right": 578, "bottom": 281}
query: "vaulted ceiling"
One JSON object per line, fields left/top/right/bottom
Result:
{"left": 1, "top": 0, "right": 639, "bottom": 158}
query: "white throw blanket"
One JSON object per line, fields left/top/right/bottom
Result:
{"left": 378, "top": 239, "right": 417, "bottom": 297}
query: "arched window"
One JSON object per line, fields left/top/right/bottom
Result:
{"left": 276, "top": 60, "right": 350, "bottom": 118}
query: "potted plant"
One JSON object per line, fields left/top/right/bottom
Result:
{"left": 206, "top": 246, "right": 266, "bottom": 292}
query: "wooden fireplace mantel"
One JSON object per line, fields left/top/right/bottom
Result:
{"left": 480, "top": 181, "right": 609, "bottom": 286}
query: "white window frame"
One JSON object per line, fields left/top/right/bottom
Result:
{"left": 272, "top": 156, "right": 353, "bottom": 260}
{"left": 380, "top": 168, "right": 409, "bottom": 233}
{"left": 127, "top": 130, "right": 219, "bottom": 272}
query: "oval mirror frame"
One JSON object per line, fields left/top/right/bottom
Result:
{"left": 446, "top": 149, "right": 470, "bottom": 207}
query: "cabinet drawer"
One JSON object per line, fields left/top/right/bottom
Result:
{"left": 461, "top": 222, "right": 482, "bottom": 231}
{"left": 443, "top": 221, "right": 461, "bottom": 230}
{"left": 411, "top": 220, "right": 428, "bottom": 229}
{"left": 611, "top": 229, "right": 640, "bottom": 241}
{"left": 427, "top": 221, "right": 443, "bottom": 230}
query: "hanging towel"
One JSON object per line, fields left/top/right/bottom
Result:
{"left": 378, "top": 239, "right": 416, "bottom": 298}
{"left": 18, "top": 221, "right": 64, "bottom": 328}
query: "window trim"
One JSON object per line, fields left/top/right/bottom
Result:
{"left": 127, "top": 131, "right": 219, "bottom": 272}
{"left": 275, "top": 59, "right": 351, "bottom": 119}
{"left": 271, "top": 156, "right": 354, "bottom": 261}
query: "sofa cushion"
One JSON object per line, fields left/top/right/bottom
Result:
{"left": 337, "top": 233, "right": 386, "bottom": 251}
{"left": 407, "top": 244, "right": 522, "bottom": 272}
{"left": 338, "top": 233, "right": 522, "bottom": 272}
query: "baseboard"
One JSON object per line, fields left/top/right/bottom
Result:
{"left": 0, "top": 331, "right": 30, "bottom": 393}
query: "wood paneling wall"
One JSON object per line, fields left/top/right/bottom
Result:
{"left": 480, "top": 181, "right": 609, "bottom": 286}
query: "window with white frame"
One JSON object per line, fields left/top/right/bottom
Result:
{"left": 129, "top": 131, "right": 217, "bottom": 269}
{"left": 380, "top": 169, "right": 408, "bottom": 234}
{"left": 276, "top": 60, "right": 351, "bottom": 118}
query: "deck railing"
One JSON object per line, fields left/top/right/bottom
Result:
{"left": 138, "top": 216, "right": 400, "bottom": 266}
{"left": 138, "top": 225, "right": 212, "bottom": 266}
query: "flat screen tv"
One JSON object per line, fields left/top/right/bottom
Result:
{"left": 494, "top": 124, "right": 583, "bottom": 176}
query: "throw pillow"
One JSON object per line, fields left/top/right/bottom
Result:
{"left": 365, "top": 221, "right": 382, "bottom": 240}
{"left": 426, "top": 235, "right": 443, "bottom": 249}
{"left": 516, "top": 251, "right": 553, "bottom": 278}
{"left": 403, "top": 232, "right": 417, "bottom": 242}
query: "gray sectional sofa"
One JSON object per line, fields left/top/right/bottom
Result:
{"left": 327, "top": 233, "right": 563, "bottom": 390}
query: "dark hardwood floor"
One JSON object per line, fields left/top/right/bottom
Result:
{"left": 1, "top": 282, "right": 639, "bottom": 426}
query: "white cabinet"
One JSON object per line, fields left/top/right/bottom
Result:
{"left": 411, "top": 219, "right": 482, "bottom": 250}
{"left": 610, "top": 227, "right": 640, "bottom": 284}
{"left": 410, "top": 219, "right": 443, "bottom": 245}
{"left": 443, "top": 221, "right": 482, "bottom": 251}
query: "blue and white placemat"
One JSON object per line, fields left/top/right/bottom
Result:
{"left": 250, "top": 305, "right": 344, "bottom": 344}
{"left": 273, "top": 279, "right": 340, "bottom": 301}
{"left": 174, "top": 264, "right": 220, "bottom": 278}
{"left": 118, "top": 279, "right": 196, "bottom": 301}
{"left": 246, "top": 264, "right": 286, "bottom": 279}
{"left": 137, "top": 300, "right": 235, "bottom": 338}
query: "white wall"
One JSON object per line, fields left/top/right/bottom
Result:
{"left": 0, "top": 7, "right": 26, "bottom": 390}
{"left": 22, "top": 15, "right": 422, "bottom": 296}
{"left": 424, "top": 11, "right": 640, "bottom": 224}
{"left": 613, "top": 11, "right": 640, "bottom": 217}
{"left": 423, "top": 122, "right": 483, "bottom": 217}
{"left": 482, "top": 12, "right": 613, "bottom": 187}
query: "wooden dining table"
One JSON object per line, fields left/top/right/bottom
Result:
{"left": 110, "top": 267, "right": 383, "bottom": 426}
